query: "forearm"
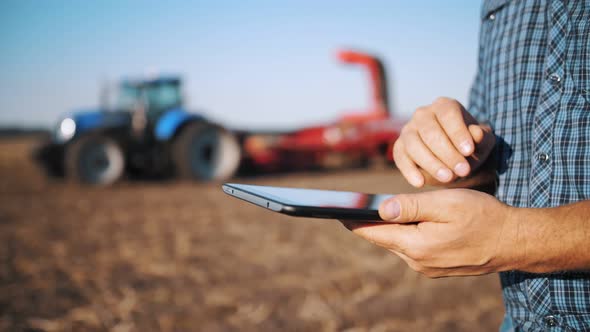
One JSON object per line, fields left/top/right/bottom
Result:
{"left": 507, "top": 200, "right": 590, "bottom": 273}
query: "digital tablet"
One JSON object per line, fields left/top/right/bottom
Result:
{"left": 222, "top": 183, "right": 393, "bottom": 221}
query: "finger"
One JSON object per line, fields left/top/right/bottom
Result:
{"left": 434, "top": 106, "right": 476, "bottom": 156}
{"left": 404, "top": 130, "right": 455, "bottom": 183}
{"left": 391, "top": 250, "right": 468, "bottom": 278}
{"left": 339, "top": 220, "right": 355, "bottom": 231}
{"left": 394, "top": 250, "right": 492, "bottom": 277}
{"left": 340, "top": 220, "right": 380, "bottom": 231}
{"left": 394, "top": 250, "right": 425, "bottom": 272}
{"left": 393, "top": 140, "right": 425, "bottom": 187}
{"left": 340, "top": 221, "right": 419, "bottom": 251}
{"left": 418, "top": 118, "right": 471, "bottom": 177}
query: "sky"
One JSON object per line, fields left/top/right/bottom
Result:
{"left": 0, "top": 1, "right": 482, "bottom": 130}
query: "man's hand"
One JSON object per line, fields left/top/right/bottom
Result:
{"left": 341, "top": 189, "right": 521, "bottom": 277}
{"left": 394, "top": 97, "right": 495, "bottom": 187}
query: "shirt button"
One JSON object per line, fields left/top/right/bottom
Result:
{"left": 543, "top": 315, "right": 558, "bottom": 327}
{"left": 549, "top": 73, "right": 561, "bottom": 84}
{"left": 488, "top": 13, "right": 496, "bottom": 20}
{"left": 537, "top": 153, "right": 550, "bottom": 163}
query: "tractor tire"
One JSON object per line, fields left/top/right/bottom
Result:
{"left": 172, "top": 122, "right": 241, "bottom": 181}
{"left": 65, "top": 135, "right": 125, "bottom": 185}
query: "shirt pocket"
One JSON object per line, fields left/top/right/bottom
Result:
{"left": 481, "top": 0, "right": 513, "bottom": 20}
{"left": 567, "top": 12, "right": 590, "bottom": 102}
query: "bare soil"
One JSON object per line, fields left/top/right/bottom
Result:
{"left": 0, "top": 138, "right": 504, "bottom": 331}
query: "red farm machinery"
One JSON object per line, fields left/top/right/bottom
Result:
{"left": 239, "top": 49, "right": 404, "bottom": 173}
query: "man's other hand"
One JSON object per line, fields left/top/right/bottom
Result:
{"left": 394, "top": 97, "right": 495, "bottom": 187}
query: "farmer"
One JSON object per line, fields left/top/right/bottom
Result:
{"left": 342, "top": 1, "right": 590, "bottom": 331}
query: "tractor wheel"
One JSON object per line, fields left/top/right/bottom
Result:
{"left": 172, "top": 122, "right": 241, "bottom": 181}
{"left": 65, "top": 135, "right": 125, "bottom": 185}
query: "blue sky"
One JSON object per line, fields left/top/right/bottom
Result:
{"left": 0, "top": 1, "right": 482, "bottom": 129}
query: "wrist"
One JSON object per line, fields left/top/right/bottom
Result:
{"left": 493, "top": 200, "right": 589, "bottom": 273}
{"left": 501, "top": 205, "right": 569, "bottom": 273}
{"left": 496, "top": 205, "right": 531, "bottom": 272}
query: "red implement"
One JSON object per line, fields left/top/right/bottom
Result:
{"left": 243, "top": 49, "right": 404, "bottom": 171}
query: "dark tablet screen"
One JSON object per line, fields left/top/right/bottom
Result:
{"left": 224, "top": 183, "right": 392, "bottom": 210}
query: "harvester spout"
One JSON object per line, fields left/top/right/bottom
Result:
{"left": 337, "top": 49, "right": 390, "bottom": 116}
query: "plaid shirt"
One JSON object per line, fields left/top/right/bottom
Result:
{"left": 468, "top": 0, "right": 590, "bottom": 330}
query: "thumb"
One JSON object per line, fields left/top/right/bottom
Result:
{"left": 378, "top": 192, "right": 438, "bottom": 223}
{"left": 468, "top": 124, "right": 493, "bottom": 144}
{"left": 467, "top": 124, "right": 495, "bottom": 172}
{"left": 468, "top": 124, "right": 485, "bottom": 144}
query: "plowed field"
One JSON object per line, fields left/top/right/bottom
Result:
{"left": 0, "top": 138, "right": 503, "bottom": 331}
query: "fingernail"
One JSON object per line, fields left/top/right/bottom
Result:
{"left": 459, "top": 141, "right": 473, "bottom": 155}
{"left": 454, "top": 162, "right": 470, "bottom": 176}
{"left": 436, "top": 168, "right": 453, "bottom": 182}
{"left": 383, "top": 200, "right": 400, "bottom": 220}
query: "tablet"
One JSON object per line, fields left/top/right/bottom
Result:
{"left": 222, "top": 183, "right": 393, "bottom": 221}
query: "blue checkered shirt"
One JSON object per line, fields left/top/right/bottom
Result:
{"left": 468, "top": 0, "right": 590, "bottom": 330}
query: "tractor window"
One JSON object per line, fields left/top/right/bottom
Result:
{"left": 145, "top": 82, "right": 182, "bottom": 117}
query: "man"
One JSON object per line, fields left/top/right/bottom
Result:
{"left": 342, "top": 1, "right": 590, "bottom": 331}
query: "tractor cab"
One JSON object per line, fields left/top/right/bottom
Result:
{"left": 114, "top": 77, "right": 183, "bottom": 119}
{"left": 107, "top": 77, "right": 185, "bottom": 138}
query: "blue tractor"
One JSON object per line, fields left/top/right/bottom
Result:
{"left": 35, "top": 76, "right": 241, "bottom": 185}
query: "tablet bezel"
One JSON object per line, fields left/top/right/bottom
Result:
{"left": 222, "top": 183, "right": 385, "bottom": 221}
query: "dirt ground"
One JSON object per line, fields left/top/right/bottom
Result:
{"left": 0, "top": 137, "right": 504, "bottom": 332}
